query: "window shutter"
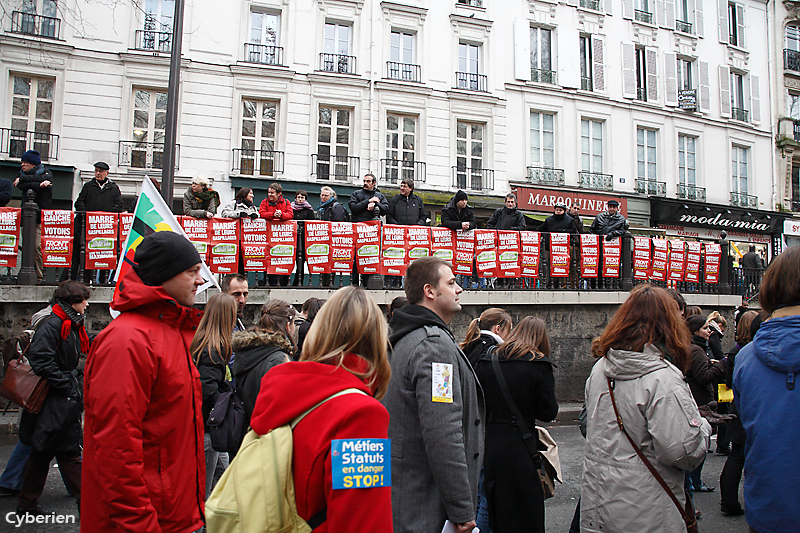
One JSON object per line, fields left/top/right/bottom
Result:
{"left": 750, "top": 74, "right": 760, "bottom": 123}
{"left": 695, "top": 0, "right": 704, "bottom": 37}
{"left": 664, "top": 53, "right": 678, "bottom": 106}
{"left": 567, "top": 0, "right": 578, "bottom": 8}
{"left": 623, "top": 0, "right": 634, "bottom": 19}
{"left": 514, "top": 20, "right": 531, "bottom": 81}
{"left": 699, "top": 60, "right": 711, "bottom": 112}
{"left": 657, "top": 0, "right": 665, "bottom": 26}
{"left": 736, "top": 4, "right": 745, "bottom": 48}
{"left": 646, "top": 49, "right": 659, "bottom": 101}
{"left": 664, "top": 0, "right": 676, "bottom": 29}
{"left": 559, "top": 29, "right": 580, "bottom": 88}
{"left": 592, "top": 37, "right": 605, "bottom": 91}
{"left": 622, "top": 44, "right": 637, "bottom": 98}
{"left": 718, "top": 0, "right": 728, "bottom": 43}
{"left": 719, "top": 65, "right": 731, "bottom": 117}
{"left": 605, "top": 0, "right": 613, "bottom": 16}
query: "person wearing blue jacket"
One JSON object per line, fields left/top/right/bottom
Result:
{"left": 733, "top": 245, "right": 800, "bottom": 533}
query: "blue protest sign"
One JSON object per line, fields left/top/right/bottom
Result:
{"left": 330, "top": 438, "right": 391, "bottom": 489}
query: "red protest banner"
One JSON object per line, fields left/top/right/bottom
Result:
{"left": 497, "top": 230, "right": 521, "bottom": 278}
{"left": 453, "top": 230, "right": 475, "bottom": 275}
{"left": 668, "top": 240, "right": 686, "bottom": 281}
{"left": 180, "top": 216, "right": 211, "bottom": 263}
{"left": 41, "top": 210, "right": 73, "bottom": 268}
{"left": 209, "top": 218, "right": 239, "bottom": 273}
{"left": 267, "top": 220, "right": 296, "bottom": 276}
{"left": 0, "top": 208, "right": 21, "bottom": 267}
{"left": 520, "top": 231, "right": 540, "bottom": 278}
{"left": 633, "top": 236, "right": 651, "bottom": 280}
{"left": 704, "top": 243, "right": 721, "bottom": 284}
{"left": 381, "top": 224, "right": 408, "bottom": 276}
{"left": 305, "top": 221, "right": 332, "bottom": 274}
{"left": 84, "top": 212, "right": 118, "bottom": 269}
{"left": 550, "top": 233, "right": 570, "bottom": 277}
{"left": 475, "top": 229, "right": 498, "bottom": 278}
{"left": 685, "top": 241, "right": 701, "bottom": 283}
{"left": 119, "top": 213, "right": 134, "bottom": 252}
{"left": 241, "top": 217, "right": 269, "bottom": 271}
{"left": 407, "top": 226, "right": 431, "bottom": 264}
{"left": 650, "top": 238, "right": 668, "bottom": 281}
{"left": 431, "top": 227, "right": 455, "bottom": 263}
{"left": 580, "top": 234, "right": 599, "bottom": 278}
{"left": 355, "top": 221, "right": 381, "bottom": 275}
{"left": 330, "top": 222, "right": 355, "bottom": 274}
{"left": 602, "top": 237, "right": 622, "bottom": 278}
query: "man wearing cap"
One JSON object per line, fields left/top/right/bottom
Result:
{"left": 441, "top": 190, "right": 477, "bottom": 232}
{"left": 72, "top": 162, "right": 124, "bottom": 283}
{"left": 14, "top": 150, "right": 53, "bottom": 283}
{"left": 590, "top": 200, "right": 629, "bottom": 241}
{"left": 82, "top": 231, "right": 206, "bottom": 532}
{"left": 537, "top": 201, "right": 576, "bottom": 234}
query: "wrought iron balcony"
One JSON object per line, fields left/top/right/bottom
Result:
{"left": 0, "top": 128, "right": 59, "bottom": 161}
{"left": 312, "top": 154, "right": 359, "bottom": 181}
{"left": 635, "top": 178, "right": 666, "bottom": 196}
{"left": 232, "top": 149, "right": 285, "bottom": 176}
{"left": 135, "top": 29, "right": 172, "bottom": 53}
{"left": 794, "top": 120, "right": 800, "bottom": 142}
{"left": 730, "top": 191, "right": 758, "bottom": 208}
{"left": 244, "top": 43, "right": 284, "bottom": 66}
{"left": 637, "top": 87, "right": 647, "bottom": 101}
{"left": 580, "top": 0, "right": 601, "bottom": 9}
{"left": 785, "top": 49, "right": 800, "bottom": 72}
{"left": 579, "top": 171, "right": 613, "bottom": 191}
{"left": 531, "top": 68, "right": 557, "bottom": 84}
{"left": 455, "top": 72, "right": 488, "bottom": 92}
{"left": 381, "top": 159, "right": 426, "bottom": 184}
{"left": 319, "top": 53, "right": 357, "bottom": 74}
{"left": 119, "top": 141, "right": 179, "bottom": 170}
{"left": 10, "top": 11, "right": 60, "bottom": 39}
{"left": 634, "top": 9, "right": 653, "bottom": 23}
{"left": 580, "top": 76, "right": 593, "bottom": 91}
{"left": 731, "top": 107, "right": 749, "bottom": 122}
{"left": 677, "top": 183, "right": 706, "bottom": 202}
{"left": 527, "top": 166, "right": 565, "bottom": 186}
{"left": 386, "top": 61, "right": 421, "bottom": 82}
{"left": 457, "top": 0, "right": 483, "bottom": 6}
{"left": 452, "top": 167, "right": 494, "bottom": 191}
{"left": 675, "top": 19, "right": 693, "bottom": 33}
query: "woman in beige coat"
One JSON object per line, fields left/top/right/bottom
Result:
{"left": 581, "top": 284, "right": 711, "bottom": 532}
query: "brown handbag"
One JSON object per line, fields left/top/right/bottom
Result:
{"left": 0, "top": 358, "right": 50, "bottom": 414}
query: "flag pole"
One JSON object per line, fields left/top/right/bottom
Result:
{"left": 161, "top": 0, "right": 185, "bottom": 210}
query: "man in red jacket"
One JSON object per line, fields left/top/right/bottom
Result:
{"left": 258, "top": 182, "right": 293, "bottom": 287}
{"left": 82, "top": 231, "right": 206, "bottom": 532}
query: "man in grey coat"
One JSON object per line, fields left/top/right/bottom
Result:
{"left": 385, "top": 257, "right": 485, "bottom": 533}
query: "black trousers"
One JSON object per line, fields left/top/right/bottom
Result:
{"left": 719, "top": 442, "right": 745, "bottom": 510}
{"left": 18, "top": 448, "right": 81, "bottom": 510}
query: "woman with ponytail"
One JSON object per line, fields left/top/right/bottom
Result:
{"left": 460, "top": 308, "right": 513, "bottom": 369}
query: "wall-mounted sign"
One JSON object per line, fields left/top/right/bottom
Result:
{"left": 512, "top": 185, "right": 628, "bottom": 217}
{"left": 650, "top": 198, "right": 786, "bottom": 235}
{"left": 678, "top": 89, "right": 697, "bottom": 111}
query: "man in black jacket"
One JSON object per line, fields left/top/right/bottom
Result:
{"left": 14, "top": 150, "right": 52, "bottom": 283}
{"left": 349, "top": 173, "right": 389, "bottom": 222}
{"left": 386, "top": 178, "right": 427, "bottom": 288}
{"left": 487, "top": 194, "right": 525, "bottom": 231}
{"left": 0, "top": 177, "right": 11, "bottom": 207}
{"left": 441, "top": 190, "right": 476, "bottom": 231}
{"left": 538, "top": 202, "right": 576, "bottom": 234}
{"left": 590, "top": 200, "right": 629, "bottom": 240}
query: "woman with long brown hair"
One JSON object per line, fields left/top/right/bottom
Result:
{"left": 474, "top": 316, "right": 558, "bottom": 532}
{"left": 580, "top": 284, "right": 711, "bottom": 532}
{"left": 460, "top": 307, "right": 512, "bottom": 369}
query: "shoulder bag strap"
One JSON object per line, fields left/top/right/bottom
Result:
{"left": 491, "top": 351, "right": 539, "bottom": 458}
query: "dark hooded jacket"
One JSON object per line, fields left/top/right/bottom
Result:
{"left": 590, "top": 211, "right": 629, "bottom": 238}
{"left": 686, "top": 334, "right": 726, "bottom": 406}
{"left": 16, "top": 163, "right": 53, "bottom": 209}
{"left": 0, "top": 177, "right": 12, "bottom": 207}
{"left": 487, "top": 206, "right": 526, "bottom": 231}
{"left": 349, "top": 187, "right": 389, "bottom": 222}
{"left": 195, "top": 347, "right": 232, "bottom": 433}
{"left": 230, "top": 330, "right": 291, "bottom": 423}
{"left": 74, "top": 178, "right": 124, "bottom": 212}
{"left": 388, "top": 192, "right": 427, "bottom": 226}
{"left": 538, "top": 212, "right": 577, "bottom": 234}
{"left": 440, "top": 197, "right": 477, "bottom": 231}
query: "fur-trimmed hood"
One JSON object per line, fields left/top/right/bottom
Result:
{"left": 231, "top": 330, "right": 292, "bottom": 376}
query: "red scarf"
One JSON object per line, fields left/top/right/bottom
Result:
{"left": 52, "top": 303, "right": 90, "bottom": 353}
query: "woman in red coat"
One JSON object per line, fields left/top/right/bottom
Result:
{"left": 249, "top": 286, "right": 393, "bottom": 532}
{"left": 258, "top": 182, "right": 293, "bottom": 286}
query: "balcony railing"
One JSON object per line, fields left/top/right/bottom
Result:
{"left": 319, "top": 53, "right": 357, "bottom": 74}
{"left": 119, "top": 141, "right": 179, "bottom": 170}
{"left": 312, "top": 154, "right": 359, "bottom": 181}
{"left": 232, "top": 149, "right": 285, "bottom": 176}
{"left": 457, "top": 0, "right": 483, "bottom": 6}
{"left": 386, "top": 61, "right": 421, "bottom": 82}
{"left": 579, "top": 171, "right": 613, "bottom": 191}
{"left": 455, "top": 72, "right": 488, "bottom": 92}
{"left": 580, "top": 0, "right": 601, "bottom": 9}
{"left": 531, "top": 68, "right": 557, "bottom": 84}
{"left": 794, "top": 119, "right": 800, "bottom": 142}
{"left": 381, "top": 159, "right": 426, "bottom": 184}
{"left": 452, "top": 167, "right": 494, "bottom": 191}
{"left": 637, "top": 87, "right": 647, "bottom": 101}
{"left": 0, "top": 128, "right": 59, "bottom": 161}
{"left": 675, "top": 19, "right": 693, "bottom": 33}
{"left": 677, "top": 183, "right": 706, "bottom": 202}
{"left": 243, "top": 43, "right": 284, "bottom": 66}
{"left": 730, "top": 191, "right": 758, "bottom": 208}
{"left": 634, "top": 9, "right": 653, "bottom": 23}
{"left": 635, "top": 178, "right": 666, "bottom": 196}
{"left": 135, "top": 29, "right": 172, "bottom": 52}
{"left": 10, "top": 11, "right": 60, "bottom": 39}
{"left": 580, "top": 76, "right": 593, "bottom": 91}
{"left": 785, "top": 49, "right": 800, "bottom": 72}
{"left": 527, "top": 166, "right": 565, "bottom": 186}
{"left": 731, "top": 107, "right": 749, "bottom": 122}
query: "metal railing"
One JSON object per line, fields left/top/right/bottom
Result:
{"left": 0, "top": 129, "right": 59, "bottom": 161}
{"left": 580, "top": 76, "right": 593, "bottom": 91}
{"left": 119, "top": 141, "right": 179, "bottom": 170}
{"left": 457, "top": 0, "right": 483, "bottom": 6}
{"left": 232, "top": 149, "right": 285, "bottom": 176}
{"left": 731, "top": 107, "right": 749, "bottom": 122}
{"left": 794, "top": 120, "right": 800, "bottom": 142}
{"left": 319, "top": 53, "right": 357, "bottom": 74}
{"left": 452, "top": 167, "right": 494, "bottom": 191}
{"left": 312, "top": 154, "right": 359, "bottom": 181}
{"left": 675, "top": 19, "right": 693, "bottom": 33}
{"left": 637, "top": 87, "right": 647, "bottom": 101}
{"left": 531, "top": 68, "right": 557, "bottom": 84}
{"left": 386, "top": 61, "right": 421, "bottom": 82}
{"left": 677, "top": 183, "right": 706, "bottom": 202}
{"left": 527, "top": 166, "right": 565, "bottom": 186}
{"left": 10, "top": 11, "right": 60, "bottom": 39}
{"left": 243, "top": 43, "right": 284, "bottom": 66}
{"left": 785, "top": 49, "right": 800, "bottom": 72}
{"left": 135, "top": 29, "right": 172, "bottom": 52}
{"left": 634, "top": 9, "right": 653, "bottom": 23}
{"left": 455, "top": 72, "right": 488, "bottom": 92}
{"left": 730, "top": 191, "right": 758, "bottom": 208}
{"left": 580, "top": 0, "right": 601, "bottom": 9}
{"left": 635, "top": 178, "right": 666, "bottom": 196}
{"left": 380, "top": 159, "right": 426, "bottom": 184}
{"left": 578, "top": 171, "right": 613, "bottom": 191}
{"left": 732, "top": 266, "right": 763, "bottom": 299}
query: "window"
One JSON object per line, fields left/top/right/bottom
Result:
{"left": 676, "top": 0, "right": 692, "bottom": 31}
{"left": 788, "top": 93, "right": 800, "bottom": 120}
{"left": 530, "top": 27, "right": 554, "bottom": 83}
{"left": 384, "top": 114, "right": 418, "bottom": 183}
{"left": 786, "top": 25, "right": 800, "bottom": 71}
{"left": 728, "top": 2, "right": 743, "bottom": 47}
{"left": 457, "top": 42, "right": 485, "bottom": 91}
{"left": 580, "top": 119, "right": 603, "bottom": 173}
{"left": 677, "top": 58, "right": 693, "bottom": 90}
{"left": 322, "top": 22, "right": 354, "bottom": 73}
{"left": 579, "top": 35, "right": 592, "bottom": 91}
{"left": 457, "top": 0, "right": 483, "bottom": 6}
{"left": 247, "top": 12, "right": 281, "bottom": 65}
{"left": 530, "top": 112, "right": 555, "bottom": 168}
{"left": 635, "top": 0, "right": 653, "bottom": 23}
{"left": 9, "top": 75, "right": 55, "bottom": 159}
{"left": 636, "top": 128, "right": 657, "bottom": 181}
{"left": 239, "top": 100, "right": 277, "bottom": 175}
{"left": 730, "top": 71, "right": 746, "bottom": 120}
{"left": 678, "top": 134, "right": 697, "bottom": 187}
{"left": 139, "top": 0, "right": 174, "bottom": 51}
{"left": 388, "top": 30, "right": 418, "bottom": 81}
{"left": 731, "top": 145, "right": 748, "bottom": 194}
{"left": 12, "top": 0, "right": 59, "bottom": 38}
{"left": 635, "top": 47, "right": 647, "bottom": 100}
{"left": 316, "top": 107, "right": 352, "bottom": 180}
{"left": 456, "top": 121, "right": 485, "bottom": 189}
{"left": 130, "top": 89, "right": 167, "bottom": 168}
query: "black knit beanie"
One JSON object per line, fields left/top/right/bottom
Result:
{"left": 454, "top": 190, "right": 468, "bottom": 204}
{"left": 133, "top": 231, "right": 201, "bottom": 286}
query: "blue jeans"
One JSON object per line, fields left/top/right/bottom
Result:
{"left": 0, "top": 441, "right": 73, "bottom": 494}
{"left": 476, "top": 466, "right": 491, "bottom": 533}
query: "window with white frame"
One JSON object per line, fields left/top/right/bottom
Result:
{"left": 787, "top": 25, "right": 800, "bottom": 72}
{"left": 530, "top": 27, "right": 554, "bottom": 83}
{"left": 316, "top": 107, "right": 352, "bottom": 180}
{"left": 247, "top": 12, "right": 280, "bottom": 65}
{"left": 456, "top": 121, "right": 485, "bottom": 189}
{"left": 9, "top": 75, "right": 54, "bottom": 159}
{"left": 13, "top": 0, "right": 59, "bottom": 38}
{"left": 636, "top": 128, "right": 657, "bottom": 182}
{"left": 634, "top": 0, "right": 653, "bottom": 23}
{"left": 322, "top": 22, "right": 353, "bottom": 73}
{"left": 384, "top": 114, "right": 418, "bottom": 183}
{"left": 635, "top": 47, "right": 647, "bottom": 100}
{"left": 677, "top": 58, "right": 693, "bottom": 90}
{"left": 730, "top": 71, "right": 746, "bottom": 119}
{"left": 731, "top": 145, "right": 748, "bottom": 195}
{"left": 580, "top": 119, "right": 603, "bottom": 173}
{"left": 678, "top": 134, "right": 697, "bottom": 187}
{"left": 238, "top": 100, "right": 278, "bottom": 176}
{"left": 130, "top": 88, "right": 167, "bottom": 169}
{"left": 579, "top": 35, "right": 594, "bottom": 91}
{"left": 728, "top": 2, "right": 743, "bottom": 47}
{"left": 389, "top": 30, "right": 418, "bottom": 81}
{"left": 457, "top": 42, "right": 484, "bottom": 91}
{"left": 788, "top": 93, "right": 800, "bottom": 120}
{"left": 530, "top": 112, "right": 555, "bottom": 169}
{"left": 676, "top": 0, "right": 692, "bottom": 30}
{"left": 139, "top": 0, "right": 174, "bottom": 51}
